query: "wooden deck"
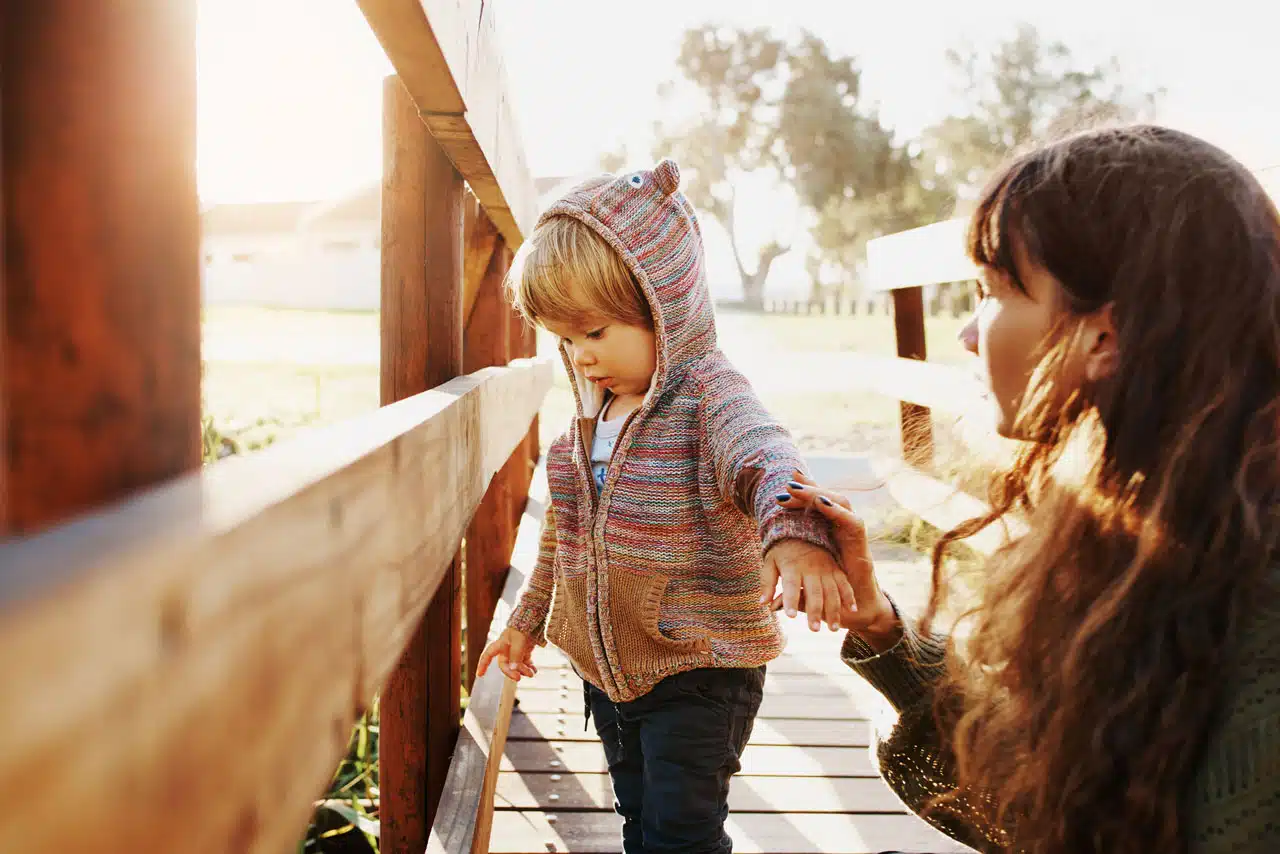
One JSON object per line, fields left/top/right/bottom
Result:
{"left": 490, "top": 619, "right": 968, "bottom": 853}
{"left": 486, "top": 456, "right": 975, "bottom": 854}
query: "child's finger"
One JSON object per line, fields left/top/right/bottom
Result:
{"left": 820, "top": 573, "right": 843, "bottom": 631}
{"left": 498, "top": 656, "right": 524, "bottom": 682}
{"left": 833, "top": 571, "right": 858, "bottom": 615}
{"left": 781, "top": 570, "right": 802, "bottom": 619}
{"left": 476, "top": 642, "right": 505, "bottom": 678}
{"left": 801, "top": 573, "right": 824, "bottom": 631}
{"left": 759, "top": 553, "right": 781, "bottom": 605}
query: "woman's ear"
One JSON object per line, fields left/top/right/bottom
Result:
{"left": 1081, "top": 303, "right": 1119, "bottom": 383}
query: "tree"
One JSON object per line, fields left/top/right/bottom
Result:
{"left": 654, "top": 27, "right": 948, "bottom": 307}
{"left": 651, "top": 27, "right": 791, "bottom": 309}
{"left": 920, "top": 23, "right": 1164, "bottom": 201}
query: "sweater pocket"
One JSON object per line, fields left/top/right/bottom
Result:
{"left": 609, "top": 570, "right": 713, "bottom": 676}
{"left": 545, "top": 573, "right": 604, "bottom": 687}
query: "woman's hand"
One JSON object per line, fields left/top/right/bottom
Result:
{"left": 774, "top": 472, "right": 902, "bottom": 651}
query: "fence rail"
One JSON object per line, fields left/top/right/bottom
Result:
{"left": 0, "top": 2, "right": 545, "bottom": 853}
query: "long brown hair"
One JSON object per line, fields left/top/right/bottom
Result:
{"left": 926, "top": 125, "right": 1280, "bottom": 852}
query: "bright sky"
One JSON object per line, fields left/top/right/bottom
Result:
{"left": 196, "top": 0, "right": 1280, "bottom": 287}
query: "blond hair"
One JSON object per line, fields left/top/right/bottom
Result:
{"left": 507, "top": 215, "right": 652, "bottom": 328}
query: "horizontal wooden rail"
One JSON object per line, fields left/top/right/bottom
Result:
{"left": 355, "top": 0, "right": 537, "bottom": 248}
{"left": 865, "top": 217, "right": 977, "bottom": 292}
{"left": 429, "top": 463, "right": 549, "bottom": 854}
{"left": 0, "top": 358, "right": 552, "bottom": 854}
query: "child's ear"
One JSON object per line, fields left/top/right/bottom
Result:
{"left": 654, "top": 159, "right": 680, "bottom": 196}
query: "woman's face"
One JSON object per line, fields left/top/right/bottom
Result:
{"left": 960, "top": 233, "right": 1116, "bottom": 439}
{"left": 959, "top": 236, "right": 1060, "bottom": 439}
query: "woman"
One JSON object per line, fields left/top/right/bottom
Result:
{"left": 779, "top": 125, "right": 1280, "bottom": 853}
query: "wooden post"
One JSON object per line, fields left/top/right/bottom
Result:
{"left": 379, "top": 75, "right": 465, "bottom": 852}
{"left": 1, "top": 3, "right": 201, "bottom": 535}
{"left": 892, "top": 286, "right": 934, "bottom": 468}
{"left": 463, "top": 241, "right": 516, "bottom": 690}
{"left": 510, "top": 285, "right": 539, "bottom": 499}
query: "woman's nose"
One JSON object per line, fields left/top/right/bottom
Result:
{"left": 959, "top": 316, "right": 979, "bottom": 355}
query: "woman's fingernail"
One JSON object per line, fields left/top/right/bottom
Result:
{"left": 819, "top": 496, "right": 833, "bottom": 506}
{"left": 775, "top": 493, "right": 792, "bottom": 502}
{"left": 788, "top": 481, "right": 805, "bottom": 490}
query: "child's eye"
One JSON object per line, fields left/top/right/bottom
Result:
{"left": 585, "top": 328, "right": 606, "bottom": 340}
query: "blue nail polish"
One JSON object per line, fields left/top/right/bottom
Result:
{"left": 819, "top": 496, "right": 833, "bottom": 506}
{"left": 788, "top": 481, "right": 805, "bottom": 490}
{"left": 775, "top": 493, "right": 791, "bottom": 502}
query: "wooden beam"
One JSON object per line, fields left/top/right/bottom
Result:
{"left": 865, "top": 217, "right": 977, "bottom": 292}
{"left": 509, "top": 289, "right": 538, "bottom": 515}
{"left": 355, "top": 0, "right": 537, "bottom": 248}
{"left": 891, "top": 287, "right": 934, "bottom": 468}
{"left": 379, "top": 74, "right": 467, "bottom": 853}
{"left": 429, "top": 472, "right": 546, "bottom": 853}
{"left": 1, "top": 2, "right": 201, "bottom": 535}
{"left": 464, "top": 245, "right": 515, "bottom": 689}
{"left": 0, "top": 359, "right": 553, "bottom": 854}
{"left": 463, "top": 193, "right": 501, "bottom": 325}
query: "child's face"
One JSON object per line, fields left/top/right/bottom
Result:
{"left": 543, "top": 315, "right": 657, "bottom": 399}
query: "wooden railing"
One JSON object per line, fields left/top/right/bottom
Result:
{"left": 862, "top": 220, "right": 1023, "bottom": 556}
{"left": 0, "top": 3, "right": 547, "bottom": 854}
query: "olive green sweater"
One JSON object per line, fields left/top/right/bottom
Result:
{"left": 841, "top": 592, "right": 1280, "bottom": 852}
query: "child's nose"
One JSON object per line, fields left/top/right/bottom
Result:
{"left": 959, "top": 317, "right": 979, "bottom": 355}
{"left": 573, "top": 346, "right": 596, "bottom": 367}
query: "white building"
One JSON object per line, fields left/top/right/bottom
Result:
{"left": 201, "top": 187, "right": 381, "bottom": 310}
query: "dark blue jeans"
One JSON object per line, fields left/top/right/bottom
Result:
{"left": 585, "top": 666, "right": 766, "bottom": 854}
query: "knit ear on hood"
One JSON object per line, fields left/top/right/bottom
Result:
{"left": 654, "top": 159, "right": 680, "bottom": 196}
{"left": 540, "top": 157, "right": 716, "bottom": 420}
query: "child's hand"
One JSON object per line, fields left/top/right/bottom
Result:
{"left": 476, "top": 627, "right": 538, "bottom": 682}
{"left": 760, "top": 538, "right": 857, "bottom": 632}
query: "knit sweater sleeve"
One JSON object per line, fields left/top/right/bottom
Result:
{"left": 506, "top": 499, "right": 557, "bottom": 644}
{"left": 695, "top": 362, "right": 838, "bottom": 556}
{"left": 841, "top": 619, "right": 1005, "bottom": 852}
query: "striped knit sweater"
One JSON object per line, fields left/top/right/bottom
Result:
{"left": 506, "top": 159, "right": 835, "bottom": 703}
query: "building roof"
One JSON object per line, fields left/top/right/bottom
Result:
{"left": 201, "top": 200, "right": 317, "bottom": 236}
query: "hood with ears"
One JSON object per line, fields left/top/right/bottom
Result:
{"left": 539, "top": 158, "right": 715, "bottom": 418}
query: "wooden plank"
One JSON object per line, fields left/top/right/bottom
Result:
{"left": 495, "top": 772, "right": 905, "bottom": 813}
{"left": 462, "top": 194, "right": 501, "bottom": 325}
{"left": 512, "top": 690, "right": 877, "bottom": 722}
{"left": 464, "top": 244, "right": 516, "bottom": 688}
{"left": 355, "top": 0, "right": 537, "bottom": 246}
{"left": 892, "top": 287, "right": 934, "bottom": 468}
{"left": 502, "top": 742, "right": 879, "bottom": 778}
{"left": 489, "top": 811, "right": 972, "bottom": 853}
{"left": 867, "top": 457, "right": 1021, "bottom": 558}
{"left": 1, "top": 2, "right": 201, "bottom": 535}
{"left": 508, "top": 712, "right": 872, "bottom": 748}
{"left": 380, "top": 72, "right": 467, "bottom": 854}
{"left": 428, "top": 596, "right": 519, "bottom": 854}
{"left": 0, "top": 359, "right": 552, "bottom": 854}
{"left": 865, "top": 217, "right": 977, "bottom": 292}
{"left": 429, "top": 466, "right": 549, "bottom": 853}
{"left": 511, "top": 297, "right": 539, "bottom": 501}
